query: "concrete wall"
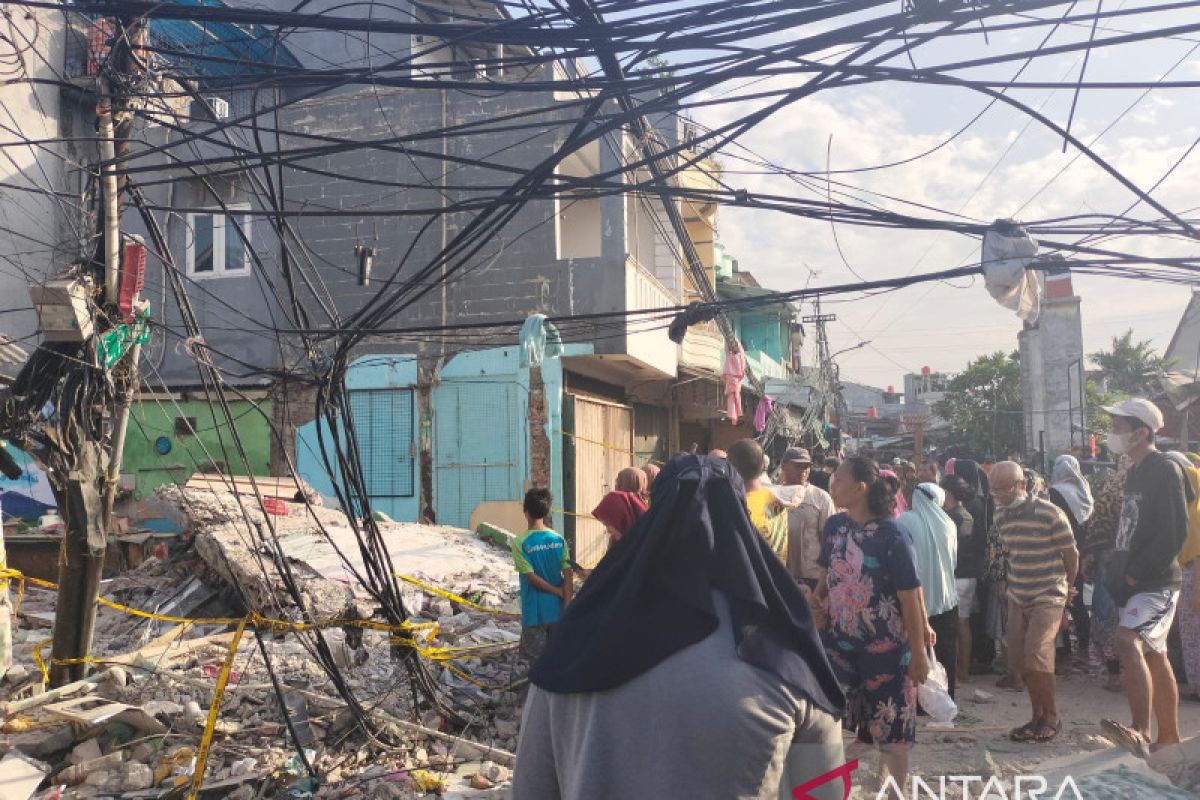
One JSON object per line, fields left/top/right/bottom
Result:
{"left": 736, "top": 312, "right": 789, "bottom": 381}
{"left": 1167, "top": 291, "right": 1200, "bottom": 377}
{"left": 237, "top": 0, "right": 415, "bottom": 84}
{"left": 1020, "top": 282, "right": 1084, "bottom": 459}
{"left": 0, "top": 9, "right": 72, "bottom": 342}
{"left": 123, "top": 397, "right": 273, "bottom": 498}
{"left": 136, "top": 80, "right": 649, "bottom": 384}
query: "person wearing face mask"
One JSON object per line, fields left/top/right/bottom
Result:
{"left": 989, "top": 462, "right": 1079, "bottom": 743}
{"left": 1097, "top": 399, "right": 1192, "bottom": 759}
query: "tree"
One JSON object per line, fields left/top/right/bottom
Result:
{"left": 935, "top": 351, "right": 1023, "bottom": 457}
{"left": 1089, "top": 330, "right": 1173, "bottom": 397}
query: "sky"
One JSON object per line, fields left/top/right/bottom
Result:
{"left": 692, "top": 2, "right": 1200, "bottom": 390}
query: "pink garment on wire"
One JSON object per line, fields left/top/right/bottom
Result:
{"left": 753, "top": 395, "right": 774, "bottom": 433}
{"left": 722, "top": 342, "right": 746, "bottom": 425}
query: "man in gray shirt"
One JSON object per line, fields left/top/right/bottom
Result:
{"left": 513, "top": 454, "right": 849, "bottom": 800}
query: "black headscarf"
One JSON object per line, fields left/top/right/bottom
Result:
{"left": 953, "top": 459, "right": 994, "bottom": 555}
{"left": 529, "top": 454, "right": 845, "bottom": 717}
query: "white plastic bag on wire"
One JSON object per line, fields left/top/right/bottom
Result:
{"left": 982, "top": 219, "right": 1040, "bottom": 323}
{"left": 918, "top": 647, "right": 957, "bottom": 727}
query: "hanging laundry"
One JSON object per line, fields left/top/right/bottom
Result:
{"left": 722, "top": 342, "right": 746, "bottom": 425}
{"left": 753, "top": 395, "right": 774, "bottom": 434}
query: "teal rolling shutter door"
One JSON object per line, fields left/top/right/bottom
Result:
{"left": 349, "top": 389, "right": 414, "bottom": 498}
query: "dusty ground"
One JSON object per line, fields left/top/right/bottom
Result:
{"left": 842, "top": 658, "right": 1200, "bottom": 798}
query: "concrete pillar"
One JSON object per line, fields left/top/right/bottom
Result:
{"left": 1019, "top": 266, "right": 1084, "bottom": 461}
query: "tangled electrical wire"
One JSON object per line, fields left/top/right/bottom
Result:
{"left": 2, "top": 0, "right": 1200, "bottom": 780}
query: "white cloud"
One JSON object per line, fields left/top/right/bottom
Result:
{"left": 695, "top": 74, "right": 1200, "bottom": 388}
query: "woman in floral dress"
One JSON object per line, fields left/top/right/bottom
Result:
{"left": 814, "top": 456, "right": 934, "bottom": 794}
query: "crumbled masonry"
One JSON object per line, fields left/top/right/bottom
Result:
{"left": 2, "top": 487, "right": 523, "bottom": 799}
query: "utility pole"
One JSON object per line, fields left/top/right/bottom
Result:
{"left": 802, "top": 296, "right": 838, "bottom": 426}
{"left": 44, "top": 15, "right": 148, "bottom": 687}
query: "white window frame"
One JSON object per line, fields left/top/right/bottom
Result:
{"left": 185, "top": 205, "right": 251, "bottom": 278}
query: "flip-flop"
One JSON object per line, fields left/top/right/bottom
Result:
{"left": 1010, "top": 720, "right": 1040, "bottom": 742}
{"left": 1033, "top": 718, "right": 1062, "bottom": 742}
{"left": 1100, "top": 718, "right": 1151, "bottom": 759}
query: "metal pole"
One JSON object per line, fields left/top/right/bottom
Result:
{"left": 102, "top": 342, "right": 140, "bottom": 532}
{"left": 98, "top": 108, "right": 120, "bottom": 304}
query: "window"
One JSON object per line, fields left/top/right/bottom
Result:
{"left": 185, "top": 206, "right": 250, "bottom": 276}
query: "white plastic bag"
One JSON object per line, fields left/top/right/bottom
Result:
{"left": 917, "top": 648, "right": 958, "bottom": 727}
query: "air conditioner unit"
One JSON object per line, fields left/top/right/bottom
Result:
{"left": 206, "top": 97, "right": 230, "bottom": 119}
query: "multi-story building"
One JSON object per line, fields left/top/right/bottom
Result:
{"left": 1, "top": 2, "right": 815, "bottom": 563}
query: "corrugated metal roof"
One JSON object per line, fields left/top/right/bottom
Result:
{"left": 147, "top": 0, "right": 302, "bottom": 81}
{"left": 0, "top": 335, "right": 28, "bottom": 368}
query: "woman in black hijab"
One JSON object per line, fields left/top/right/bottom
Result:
{"left": 514, "top": 454, "right": 848, "bottom": 800}
{"left": 952, "top": 460, "right": 997, "bottom": 677}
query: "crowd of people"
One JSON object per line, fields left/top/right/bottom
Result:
{"left": 506, "top": 395, "right": 1198, "bottom": 799}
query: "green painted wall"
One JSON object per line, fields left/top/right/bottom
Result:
{"left": 122, "top": 399, "right": 272, "bottom": 498}
{"left": 734, "top": 312, "right": 789, "bottom": 380}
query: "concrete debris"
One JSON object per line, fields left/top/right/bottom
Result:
{"left": 3, "top": 484, "right": 523, "bottom": 799}
{"left": 69, "top": 737, "right": 102, "bottom": 764}
{"left": 0, "top": 751, "right": 49, "bottom": 799}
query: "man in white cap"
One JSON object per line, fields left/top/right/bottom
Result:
{"left": 1099, "top": 398, "right": 1191, "bottom": 758}
{"left": 778, "top": 447, "right": 837, "bottom": 590}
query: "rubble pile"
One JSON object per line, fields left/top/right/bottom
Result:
{"left": 0, "top": 487, "right": 527, "bottom": 799}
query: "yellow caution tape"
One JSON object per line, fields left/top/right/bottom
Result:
{"left": 12, "top": 565, "right": 521, "bottom": 756}
{"left": 396, "top": 574, "right": 519, "bottom": 618}
{"left": 12, "top": 568, "right": 516, "bottom": 681}
{"left": 553, "top": 507, "right": 596, "bottom": 521}
{"left": 559, "top": 429, "right": 637, "bottom": 456}
{"left": 31, "top": 638, "right": 49, "bottom": 684}
{"left": 189, "top": 616, "right": 247, "bottom": 800}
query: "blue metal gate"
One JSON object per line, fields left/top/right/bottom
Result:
{"left": 349, "top": 389, "right": 415, "bottom": 499}
{"left": 433, "top": 381, "right": 523, "bottom": 527}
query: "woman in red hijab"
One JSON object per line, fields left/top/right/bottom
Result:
{"left": 592, "top": 491, "right": 647, "bottom": 545}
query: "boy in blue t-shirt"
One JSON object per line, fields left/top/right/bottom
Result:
{"left": 513, "top": 488, "right": 572, "bottom": 668}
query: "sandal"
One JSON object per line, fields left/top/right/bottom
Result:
{"left": 1010, "top": 719, "right": 1040, "bottom": 742}
{"left": 1100, "top": 718, "right": 1151, "bottom": 759}
{"left": 1033, "top": 718, "right": 1062, "bottom": 742}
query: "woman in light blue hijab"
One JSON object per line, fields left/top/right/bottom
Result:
{"left": 898, "top": 482, "right": 961, "bottom": 697}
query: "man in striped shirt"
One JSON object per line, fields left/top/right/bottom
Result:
{"left": 990, "top": 461, "right": 1080, "bottom": 743}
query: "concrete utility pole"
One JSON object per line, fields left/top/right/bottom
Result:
{"left": 47, "top": 16, "right": 147, "bottom": 687}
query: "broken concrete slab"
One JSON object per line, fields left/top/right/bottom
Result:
{"left": 0, "top": 751, "right": 49, "bottom": 799}
{"left": 45, "top": 696, "right": 167, "bottom": 734}
{"left": 8, "top": 722, "right": 75, "bottom": 759}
